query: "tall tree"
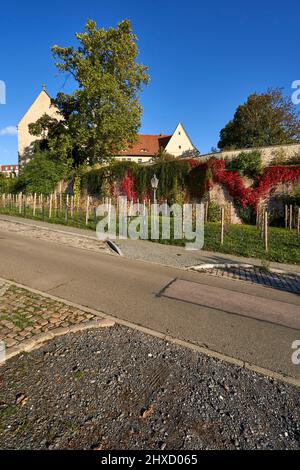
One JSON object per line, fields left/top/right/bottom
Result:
{"left": 30, "top": 19, "right": 149, "bottom": 166}
{"left": 218, "top": 88, "right": 300, "bottom": 150}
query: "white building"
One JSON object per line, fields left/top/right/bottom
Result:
{"left": 18, "top": 85, "right": 61, "bottom": 168}
{"left": 18, "top": 87, "right": 197, "bottom": 165}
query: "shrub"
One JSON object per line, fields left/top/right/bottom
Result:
{"left": 270, "top": 148, "right": 287, "bottom": 165}
{"left": 207, "top": 201, "right": 221, "bottom": 222}
{"left": 286, "top": 152, "right": 300, "bottom": 165}
{"left": 0, "top": 174, "right": 19, "bottom": 194}
{"left": 225, "top": 151, "right": 263, "bottom": 177}
{"left": 236, "top": 203, "right": 255, "bottom": 224}
{"left": 19, "top": 151, "right": 71, "bottom": 195}
{"left": 271, "top": 150, "right": 300, "bottom": 166}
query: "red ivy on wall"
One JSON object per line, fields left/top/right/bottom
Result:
{"left": 249, "top": 166, "right": 300, "bottom": 208}
{"left": 119, "top": 171, "right": 137, "bottom": 201}
{"left": 203, "top": 159, "right": 300, "bottom": 210}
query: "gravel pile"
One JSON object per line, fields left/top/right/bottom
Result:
{"left": 0, "top": 325, "right": 299, "bottom": 450}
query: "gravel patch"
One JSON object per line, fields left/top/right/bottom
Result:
{"left": 0, "top": 325, "right": 300, "bottom": 450}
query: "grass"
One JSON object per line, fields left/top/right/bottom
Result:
{"left": 156, "top": 223, "right": 300, "bottom": 264}
{"left": 203, "top": 223, "right": 299, "bottom": 264}
{"left": 0, "top": 207, "right": 299, "bottom": 265}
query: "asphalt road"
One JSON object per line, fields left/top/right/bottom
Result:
{"left": 0, "top": 228, "right": 300, "bottom": 379}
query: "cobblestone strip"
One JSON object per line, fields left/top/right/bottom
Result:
{"left": 193, "top": 266, "right": 300, "bottom": 294}
{"left": 0, "top": 219, "right": 110, "bottom": 255}
{"left": 0, "top": 282, "right": 115, "bottom": 360}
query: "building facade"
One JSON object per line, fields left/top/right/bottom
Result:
{"left": 18, "top": 88, "right": 197, "bottom": 165}
{"left": 115, "top": 123, "right": 197, "bottom": 163}
{"left": 0, "top": 164, "right": 19, "bottom": 177}
{"left": 18, "top": 86, "right": 61, "bottom": 168}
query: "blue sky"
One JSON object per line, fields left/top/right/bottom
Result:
{"left": 0, "top": 0, "right": 299, "bottom": 164}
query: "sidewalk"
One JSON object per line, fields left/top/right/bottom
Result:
{"left": 115, "top": 238, "right": 300, "bottom": 275}
{"left": 0, "top": 214, "right": 299, "bottom": 275}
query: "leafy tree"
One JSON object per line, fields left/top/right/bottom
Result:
{"left": 19, "top": 151, "right": 71, "bottom": 195}
{"left": 153, "top": 148, "right": 176, "bottom": 161}
{"left": 180, "top": 148, "right": 201, "bottom": 159}
{"left": 30, "top": 19, "right": 149, "bottom": 166}
{"left": 218, "top": 88, "right": 300, "bottom": 150}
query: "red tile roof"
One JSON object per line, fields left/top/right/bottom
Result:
{"left": 0, "top": 164, "right": 18, "bottom": 171}
{"left": 120, "top": 134, "right": 172, "bottom": 156}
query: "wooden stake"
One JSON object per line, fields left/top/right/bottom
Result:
{"left": 289, "top": 204, "right": 293, "bottom": 230}
{"left": 19, "top": 193, "right": 22, "bottom": 214}
{"left": 33, "top": 193, "right": 37, "bottom": 216}
{"left": 49, "top": 194, "right": 52, "bottom": 219}
{"left": 70, "top": 195, "right": 74, "bottom": 219}
{"left": 221, "top": 206, "right": 225, "bottom": 245}
{"left": 264, "top": 210, "right": 268, "bottom": 252}
{"left": 108, "top": 198, "right": 111, "bottom": 230}
{"left": 65, "top": 194, "right": 69, "bottom": 222}
{"left": 85, "top": 195, "right": 90, "bottom": 226}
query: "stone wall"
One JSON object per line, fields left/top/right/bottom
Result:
{"left": 199, "top": 142, "right": 300, "bottom": 166}
{"left": 208, "top": 184, "right": 242, "bottom": 224}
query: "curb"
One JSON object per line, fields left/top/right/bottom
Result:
{"left": 1, "top": 276, "right": 300, "bottom": 388}
{"left": 190, "top": 263, "right": 254, "bottom": 270}
{"left": 189, "top": 263, "right": 300, "bottom": 278}
{"left": 2, "top": 318, "right": 115, "bottom": 363}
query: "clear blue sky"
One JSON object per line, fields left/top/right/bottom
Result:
{"left": 0, "top": 0, "right": 299, "bottom": 164}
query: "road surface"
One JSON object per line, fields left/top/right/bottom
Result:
{"left": 0, "top": 227, "right": 299, "bottom": 379}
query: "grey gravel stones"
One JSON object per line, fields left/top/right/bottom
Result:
{"left": 0, "top": 325, "right": 300, "bottom": 450}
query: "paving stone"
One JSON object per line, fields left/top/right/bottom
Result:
{"left": 0, "top": 283, "right": 104, "bottom": 351}
{"left": 204, "top": 266, "right": 300, "bottom": 294}
{"left": 5, "top": 337, "right": 17, "bottom": 348}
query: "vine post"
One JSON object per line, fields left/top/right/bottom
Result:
{"left": 33, "top": 193, "right": 37, "bottom": 217}
{"left": 264, "top": 210, "right": 268, "bottom": 252}
{"left": 221, "top": 206, "right": 225, "bottom": 245}
{"left": 85, "top": 195, "right": 90, "bottom": 226}
{"left": 48, "top": 194, "right": 52, "bottom": 219}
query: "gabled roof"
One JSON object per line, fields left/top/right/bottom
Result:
{"left": 165, "top": 122, "right": 196, "bottom": 153}
{"left": 18, "top": 89, "right": 55, "bottom": 126}
{"left": 120, "top": 134, "right": 172, "bottom": 156}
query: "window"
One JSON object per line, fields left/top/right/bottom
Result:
{"left": 127, "top": 158, "right": 131, "bottom": 161}
{"left": 179, "top": 145, "right": 182, "bottom": 149}
{"left": 138, "top": 159, "right": 142, "bottom": 163}
{"left": 178, "top": 131, "right": 181, "bottom": 135}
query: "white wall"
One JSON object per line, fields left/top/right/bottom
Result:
{"left": 114, "top": 155, "right": 153, "bottom": 164}
{"left": 18, "top": 90, "right": 61, "bottom": 166}
{"left": 165, "top": 123, "right": 195, "bottom": 157}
